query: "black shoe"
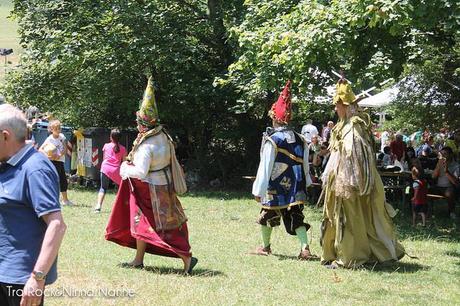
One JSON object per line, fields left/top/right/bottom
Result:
{"left": 186, "top": 257, "right": 198, "bottom": 275}
{"left": 119, "top": 262, "right": 144, "bottom": 269}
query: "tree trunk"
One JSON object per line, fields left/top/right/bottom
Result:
{"left": 207, "top": 0, "right": 232, "bottom": 66}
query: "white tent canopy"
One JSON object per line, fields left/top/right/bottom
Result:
{"left": 358, "top": 86, "right": 399, "bottom": 108}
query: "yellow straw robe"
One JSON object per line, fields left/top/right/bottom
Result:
{"left": 320, "top": 113, "right": 405, "bottom": 268}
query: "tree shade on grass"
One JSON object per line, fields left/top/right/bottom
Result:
{"left": 45, "top": 187, "right": 460, "bottom": 305}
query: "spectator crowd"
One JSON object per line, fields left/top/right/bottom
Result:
{"left": 301, "top": 121, "right": 460, "bottom": 221}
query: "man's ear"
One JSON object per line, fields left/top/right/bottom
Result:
{"left": 1, "top": 129, "right": 9, "bottom": 141}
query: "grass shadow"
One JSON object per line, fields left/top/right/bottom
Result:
{"left": 445, "top": 250, "right": 460, "bottom": 258}
{"left": 142, "top": 265, "right": 225, "bottom": 278}
{"left": 272, "top": 253, "right": 320, "bottom": 262}
{"left": 447, "top": 252, "right": 460, "bottom": 268}
{"left": 397, "top": 223, "right": 460, "bottom": 243}
{"left": 364, "top": 261, "right": 430, "bottom": 274}
{"left": 184, "top": 190, "right": 253, "bottom": 201}
{"left": 392, "top": 209, "right": 460, "bottom": 243}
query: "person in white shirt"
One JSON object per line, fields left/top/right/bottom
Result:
{"left": 380, "top": 130, "right": 390, "bottom": 153}
{"left": 432, "top": 146, "right": 460, "bottom": 219}
{"left": 301, "top": 119, "right": 319, "bottom": 143}
{"left": 322, "top": 121, "right": 334, "bottom": 143}
{"left": 39, "top": 120, "right": 73, "bottom": 206}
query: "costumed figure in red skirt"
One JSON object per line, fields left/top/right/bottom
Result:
{"left": 105, "top": 76, "right": 197, "bottom": 274}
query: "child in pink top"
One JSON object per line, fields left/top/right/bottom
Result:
{"left": 94, "top": 129, "right": 126, "bottom": 212}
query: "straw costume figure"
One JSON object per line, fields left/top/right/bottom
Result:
{"left": 320, "top": 78, "right": 405, "bottom": 268}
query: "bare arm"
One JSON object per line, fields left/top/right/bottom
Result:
{"left": 446, "top": 169, "right": 460, "bottom": 187}
{"left": 61, "top": 138, "right": 67, "bottom": 157}
{"left": 21, "top": 212, "right": 66, "bottom": 306}
{"left": 432, "top": 160, "right": 443, "bottom": 179}
{"left": 34, "top": 211, "right": 67, "bottom": 273}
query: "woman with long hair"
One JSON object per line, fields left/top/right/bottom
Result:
{"left": 94, "top": 129, "right": 126, "bottom": 212}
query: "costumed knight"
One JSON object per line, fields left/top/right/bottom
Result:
{"left": 252, "top": 80, "right": 316, "bottom": 260}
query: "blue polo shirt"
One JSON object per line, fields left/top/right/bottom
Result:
{"left": 0, "top": 144, "right": 61, "bottom": 285}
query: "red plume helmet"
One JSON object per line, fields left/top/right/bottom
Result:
{"left": 269, "top": 80, "right": 292, "bottom": 124}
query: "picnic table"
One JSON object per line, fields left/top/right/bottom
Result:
{"left": 378, "top": 170, "right": 411, "bottom": 184}
{"left": 378, "top": 171, "right": 411, "bottom": 207}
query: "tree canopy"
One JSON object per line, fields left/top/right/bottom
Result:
{"left": 2, "top": 0, "right": 459, "bottom": 185}
{"left": 223, "top": 0, "right": 459, "bottom": 128}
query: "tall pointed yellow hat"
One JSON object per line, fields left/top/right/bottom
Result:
{"left": 136, "top": 76, "right": 159, "bottom": 128}
{"left": 333, "top": 80, "right": 356, "bottom": 105}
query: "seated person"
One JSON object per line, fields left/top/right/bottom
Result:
{"left": 419, "top": 136, "right": 437, "bottom": 158}
{"left": 418, "top": 137, "right": 438, "bottom": 170}
{"left": 311, "top": 143, "right": 330, "bottom": 178}
{"left": 405, "top": 144, "right": 416, "bottom": 160}
{"left": 381, "top": 146, "right": 394, "bottom": 167}
{"left": 432, "top": 147, "right": 460, "bottom": 219}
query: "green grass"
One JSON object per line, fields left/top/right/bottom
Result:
{"left": 0, "top": 0, "right": 20, "bottom": 83}
{"left": 43, "top": 186, "right": 460, "bottom": 305}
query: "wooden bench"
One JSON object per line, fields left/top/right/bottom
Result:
{"left": 380, "top": 171, "right": 410, "bottom": 207}
{"left": 427, "top": 193, "right": 448, "bottom": 217}
{"left": 384, "top": 185, "right": 407, "bottom": 207}
{"left": 308, "top": 182, "right": 322, "bottom": 204}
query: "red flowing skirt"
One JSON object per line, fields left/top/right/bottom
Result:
{"left": 105, "top": 178, "right": 191, "bottom": 258}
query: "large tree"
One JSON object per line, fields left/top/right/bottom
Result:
{"left": 2, "top": 0, "right": 459, "bottom": 185}
{"left": 4, "top": 0, "right": 260, "bottom": 185}
{"left": 223, "top": 0, "right": 460, "bottom": 129}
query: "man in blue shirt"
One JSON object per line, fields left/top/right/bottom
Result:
{"left": 0, "top": 104, "right": 67, "bottom": 306}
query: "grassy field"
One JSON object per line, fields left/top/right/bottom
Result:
{"left": 41, "top": 186, "right": 460, "bottom": 306}
{"left": 0, "top": 0, "right": 20, "bottom": 83}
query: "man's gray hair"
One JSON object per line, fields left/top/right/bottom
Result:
{"left": 0, "top": 104, "right": 27, "bottom": 142}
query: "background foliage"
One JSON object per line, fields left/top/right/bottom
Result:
{"left": 1, "top": 0, "right": 459, "bottom": 185}
{"left": 224, "top": 0, "right": 460, "bottom": 132}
